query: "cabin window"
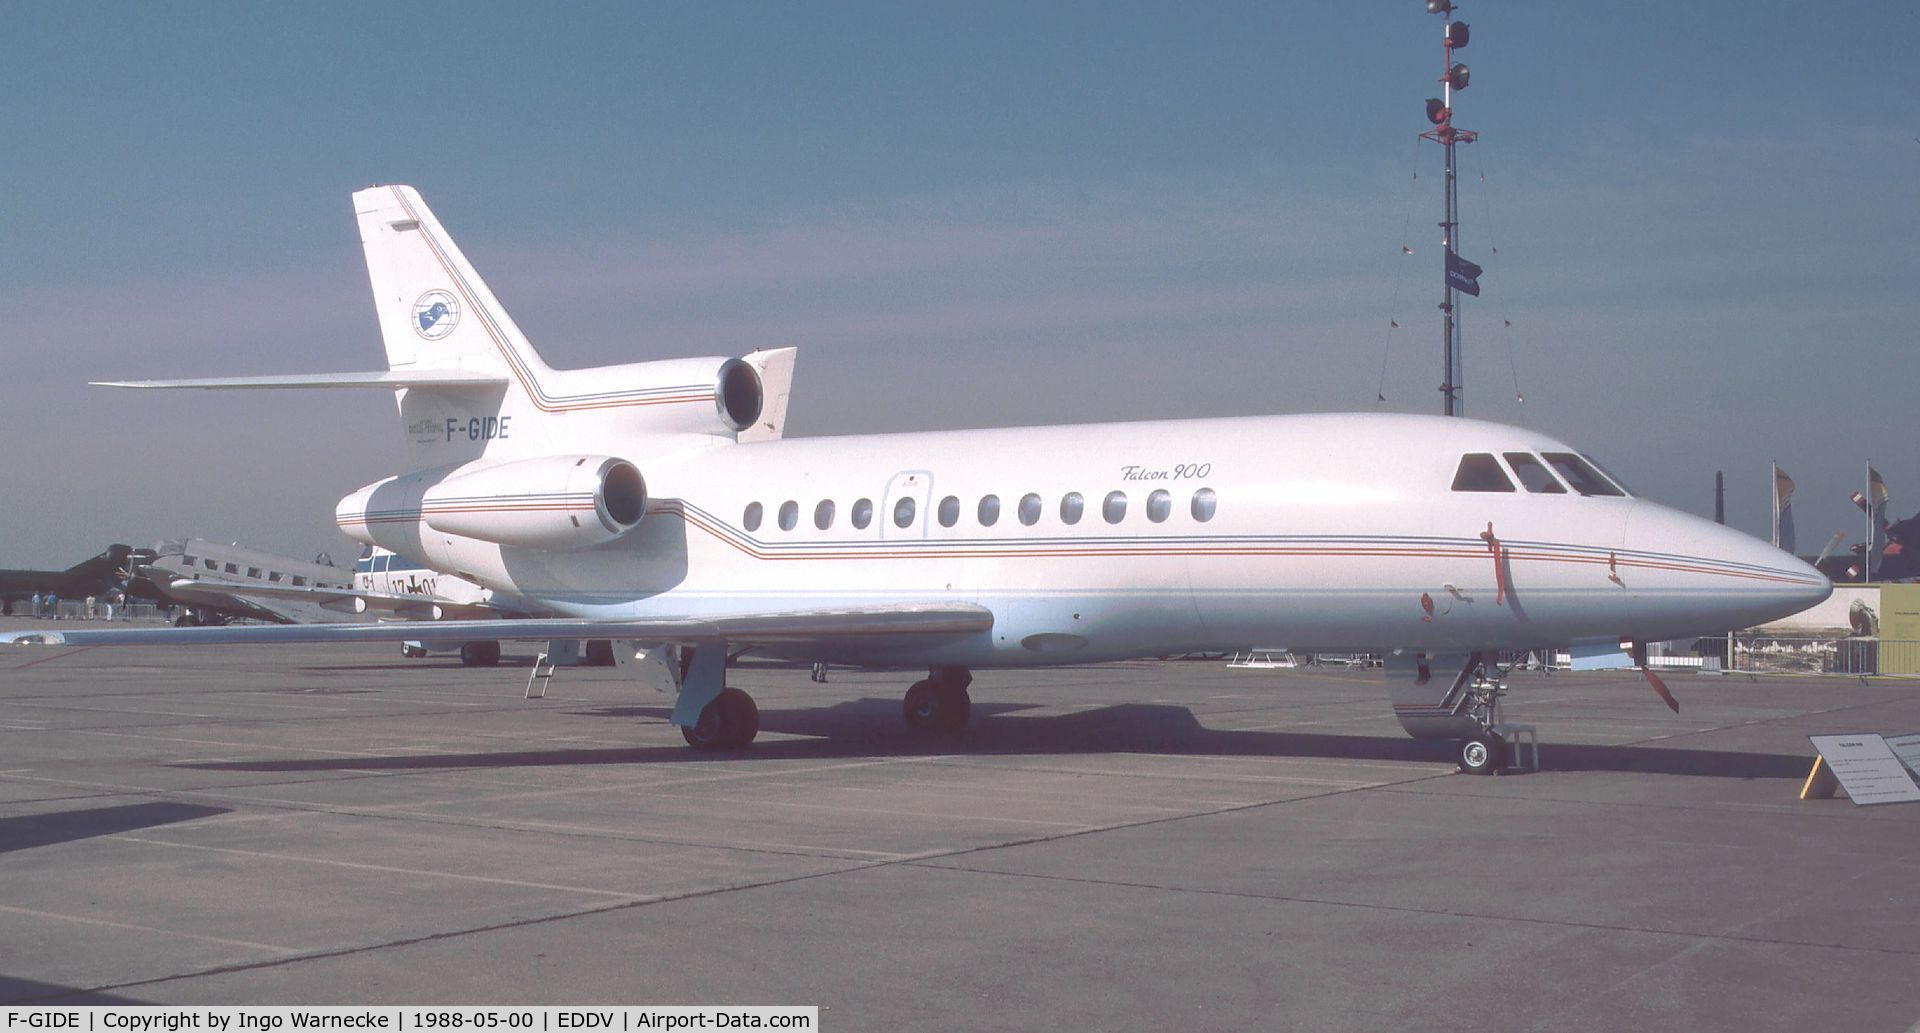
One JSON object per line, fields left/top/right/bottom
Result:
{"left": 1060, "top": 492, "right": 1084, "bottom": 525}
{"left": 1545, "top": 452, "right": 1629, "bottom": 497}
{"left": 852, "top": 498, "right": 874, "bottom": 529}
{"left": 1103, "top": 491, "right": 1127, "bottom": 524}
{"left": 225, "top": 562, "right": 239, "bottom": 574}
{"left": 204, "top": 559, "right": 217, "bottom": 570}
{"left": 268, "top": 571, "right": 283, "bottom": 582}
{"left": 247, "top": 567, "right": 262, "bottom": 579}
{"left": 814, "top": 500, "right": 835, "bottom": 530}
{"left": 978, "top": 494, "right": 1001, "bottom": 526}
{"left": 1191, "top": 488, "right": 1218, "bottom": 522}
{"left": 778, "top": 500, "right": 799, "bottom": 531}
{"left": 1451, "top": 453, "right": 1516, "bottom": 492}
{"left": 1018, "top": 493, "right": 1042, "bottom": 526}
{"left": 292, "top": 576, "right": 306, "bottom": 587}
{"left": 1504, "top": 453, "right": 1567, "bottom": 494}
{"left": 1147, "top": 489, "right": 1172, "bottom": 523}
{"left": 893, "top": 496, "right": 917, "bottom": 528}
{"left": 743, "top": 502, "right": 763, "bottom": 532}
{"left": 938, "top": 495, "right": 960, "bottom": 528}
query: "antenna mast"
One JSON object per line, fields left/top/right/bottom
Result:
{"left": 1420, "top": 1, "right": 1479, "bottom": 417}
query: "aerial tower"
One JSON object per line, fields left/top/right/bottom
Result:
{"left": 1421, "top": 1, "right": 1481, "bottom": 416}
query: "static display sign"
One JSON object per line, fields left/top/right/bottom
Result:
{"left": 1808, "top": 734, "right": 1920, "bottom": 806}
{"left": 1885, "top": 732, "right": 1920, "bottom": 782}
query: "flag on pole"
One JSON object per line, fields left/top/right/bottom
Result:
{"left": 1772, "top": 464, "right": 1796, "bottom": 554}
{"left": 1445, "top": 251, "right": 1483, "bottom": 296}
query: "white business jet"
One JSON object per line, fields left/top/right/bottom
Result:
{"left": 5, "top": 186, "right": 1830, "bottom": 772}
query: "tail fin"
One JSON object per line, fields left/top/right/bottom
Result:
{"left": 66, "top": 545, "right": 132, "bottom": 575}
{"left": 353, "top": 185, "right": 548, "bottom": 380}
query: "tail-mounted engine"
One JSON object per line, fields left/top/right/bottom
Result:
{"left": 338, "top": 455, "right": 646, "bottom": 553}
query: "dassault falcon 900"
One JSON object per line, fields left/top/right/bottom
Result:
{"left": 4, "top": 185, "right": 1831, "bottom": 773}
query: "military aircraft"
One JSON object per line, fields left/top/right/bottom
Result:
{"left": 0, "top": 545, "right": 150, "bottom": 615}
{"left": 4, "top": 185, "right": 1832, "bottom": 773}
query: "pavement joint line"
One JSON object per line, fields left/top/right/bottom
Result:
{"left": 898, "top": 860, "right": 1920, "bottom": 959}
{"left": 110, "top": 834, "right": 661, "bottom": 900}
{"left": 29, "top": 778, "right": 920, "bottom": 863}
{"left": 65, "top": 728, "right": 396, "bottom": 756}
{"left": 1365, "top": 781, "right": 1920, "bottom": 830}
{"left": 24, "top": 859, "right": 889, "bottom": 1005}
{"left": 300, "top": 754, "right": 975, "bottom": 815}
{"left": 0, "top": 903, "right": 303, "bottom": 956}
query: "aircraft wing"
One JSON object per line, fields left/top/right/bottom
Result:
{"left": 92, "top": 370, "right": 509, "bottom": 390}
{"left": 164, "top": 577, "right": 502, "bottom": 620}
{"left": 0, "top": 603, "right": 995, "bottom": 648}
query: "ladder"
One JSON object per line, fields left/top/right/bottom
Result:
{"left": 526, "top": 652, "right": 557, "bottom": 699}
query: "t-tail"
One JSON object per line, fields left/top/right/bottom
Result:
{"left": 353, "top": 185, "right": 783, "bottom": 470}
{"left": 94, "top": 184, "right": 796, "bottom": 561}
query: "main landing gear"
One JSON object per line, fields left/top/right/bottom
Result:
{"left": 674, "top": 664, "right": 975, "bottom": 752}
{"left": 681, "top": 686, "right": 760, "bottom": 750}
{"left": 902, "top": 667, "right": 973, "bottom": 733}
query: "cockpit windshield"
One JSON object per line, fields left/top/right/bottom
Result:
{"left": 1452, "top": 453, "right": 1516, "bottom": 492}
{"left": 1543, "top": 452, "right": 1628, "bottom": 497}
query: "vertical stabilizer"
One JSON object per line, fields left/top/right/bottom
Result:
{"left": 354, "top": 185, "right": 549, "bottom": 467}
{"left": 354, "top": 185, "right": 548, "bottom": 380}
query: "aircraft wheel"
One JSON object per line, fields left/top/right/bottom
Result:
{"left": 174, "top": 609, "right": 199, "bottom": 627}
{"left": 400, "top": 642, "right": 429, "bottom": 659}
{"left": 585, "top": 639, "right": 616, "bottom": 667}
{"left": 460, "top": 641, "right": 501, "bottom": 667}
{"left": 903, "top": 680, "right": 970, "bottom": 732}
{"left": 681, "top": 687, "right": 759, "bottom": 751}
{"left": 1458, "top": 735, "right": 1507, "bottom": 776}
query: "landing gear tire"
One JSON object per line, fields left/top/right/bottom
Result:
{"left": 584, "top": 640, "right": 616, "bottom": 667}
{"left": 174, "top": 609, "right": 200, "bottom": 628}
{"left": 903, "top": 679, "right": 971, "bottom": 733}
{"left": 460, "top": 641, "right": 501, "bottom": 667}
{"left": 1458, "top": 735, "right": 1507, "bottom": 776}
{"left": 400, "top": 642, "right": 429, "bottom": 659}
{"left": 681, "top": 687, "right": 760, "bottom": 751}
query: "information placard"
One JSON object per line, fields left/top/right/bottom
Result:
{"left": 1807, "top": 734, "right": 1920, "bottom": 806}
{"left": 1884, "top": 732, "right": 1920, "bottom": 782}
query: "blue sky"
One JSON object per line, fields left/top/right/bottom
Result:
{"left": 2, "top": 1, "right": 1915, "bottom": 567}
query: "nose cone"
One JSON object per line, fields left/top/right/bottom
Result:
{"left": 1621, "top": 502, "right": 1831, "bottom": 637}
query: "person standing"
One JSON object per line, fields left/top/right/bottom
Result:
{"left": 30, "top": 592, "right": 42, "bottom": 618}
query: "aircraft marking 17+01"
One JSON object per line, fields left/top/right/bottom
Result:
{"left": 4, "top": 185, "right": 1831, "bottom": 772}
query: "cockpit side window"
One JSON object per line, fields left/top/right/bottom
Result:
{"left": 1503, "top": 452, "right": 1567, "bottom": 494}
{"left": 1452, "top": 453, "right": 1516, "bottom": 492}
{"left": 1543, "top": 452, "right": 1628, "bottom": 497}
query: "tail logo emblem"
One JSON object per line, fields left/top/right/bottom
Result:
{"left": 412, "top": 290, "right": 461, "bottom": 340}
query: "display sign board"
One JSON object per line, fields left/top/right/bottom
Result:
{"left": 1885, "top": 732, "right": 1920, "bottom": 782}
{"left": 1806, "top": 734, "right": 1920, "bottom": 805}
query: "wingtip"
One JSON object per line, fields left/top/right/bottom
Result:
{"left": 2, "top": 631, "right": 69, "bottom": 646}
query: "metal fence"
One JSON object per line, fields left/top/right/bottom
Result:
{"left": 1730, "top": 635, "right": 1920, "bottom": 677}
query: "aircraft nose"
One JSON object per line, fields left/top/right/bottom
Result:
{"left": 1621, "top": 501, "right": 1831, "bottom": 636}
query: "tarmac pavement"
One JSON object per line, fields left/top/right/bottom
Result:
{"left": 1, "top": 621, "right": 1915, "bottom": 1030}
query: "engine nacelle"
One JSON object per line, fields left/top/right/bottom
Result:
{"left": 338, "top": 455, "right": 646, "bottom": 553}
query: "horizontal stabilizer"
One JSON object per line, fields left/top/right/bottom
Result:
{"left": 93, "top": 370, "right": 510, "bottom": 391}
{"left": 1, "top": 603, "right": 995, "bottom": 649}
